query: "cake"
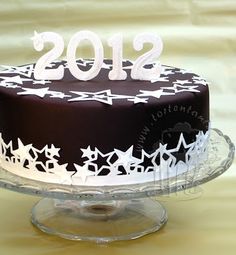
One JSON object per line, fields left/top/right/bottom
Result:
{"left": 0, "top": 59, "right": 210, "bottom": 186}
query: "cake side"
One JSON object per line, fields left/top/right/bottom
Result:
{"left": 0, "top": 59, "right": 210, "bottom": 185}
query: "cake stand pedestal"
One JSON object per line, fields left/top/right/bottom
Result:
{"left": 31, "top": 197, "right": 167, "bottom": 242}
{"left": 0, "top": 129, "right": 234, "bottom": 243}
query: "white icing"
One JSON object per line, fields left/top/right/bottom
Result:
{"left": 131, "top": 33, "right": 163, "bottom": 81}
{"left": 0, "top": 130, "right": 210, "bottom": 186}
{"left": 67, "top": 31, "right": 104, "bottom": 81}
{"left": 32, "top": 31, "right": 65, "bottom": 80}
{"left": 108, "top": 33, "right": 127, "bottom": 80}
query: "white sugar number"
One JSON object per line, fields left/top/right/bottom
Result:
{"left": 131, "top": 33, "right": 163, "bottom": 80}
{"left": 108, "top": 33, "right": 127, "bottom": 80}
{"left": 67, "top": 31, "right": 104, "bottom": 81}
{"left": 32, "top": 31, "right": 163, "bottom": 81}
{"left": 33, "top": 31, "right": 64, "bottom": 80}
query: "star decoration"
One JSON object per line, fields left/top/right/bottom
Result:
{"left": 80, "top": 147, "right": 114, "bottom": 174}
{"left": 0, "top": 83, "right": 20, "bottom": 89}
{"left": 162, "top": 84, "right": 200, "bottom": 93}
{"left": 140, "top": 150, "right": 157, "bottom": 172}
{"left": 128, "top": 97, "right": 148, "bottom": 104}
{"left": 0, "top": 137, "right": 13, "bottom": 162}
{"left": 68, "top": 89, "right": 130, "bottom": 105}
{"left": 193, "top": 79, "right": 208, "bottom": 86}
{"left": 64, "top": 59, "right": 95, "bottom": 69}
{"left": 151, "top": 76, "right": 169, "bottom": 83}
{"left": 168, "top": 133, "right": 194, "bottom": 162}
{"left": 17, "top": 87, "right": 49, "bottom": 98}
{"left": 46, "top": 144, "right": 60, "bottom": 158}
{"left": 137, "top": 89, "right": 175, "bottom": 99}
{"left": 49, "top": 163, "right": 73, "bottom": 184}
{"left": 48, "top": 91, "right": 71, "bottom": 99}
{"left": 33, "top": 80, "right": 51, "bottom": 85}
{"left": 113, "top": 146, "right": 142, "bottom": 173}
{"left": 0, "top": 128, "right": 210, "bottom": 184}
{"left": 12, "top": 138, "right": 33, "bottom": 161}
{"left": 93, "top": 149, "right": 114, "bottom": 174}
{"left": 101, "top": 62, "right": 112, "bottom": 69}
{"left": 0, "top": 75, "right": 32, "bottom": 86}
{"left": 173, "top": 79, "right": 191, "bottom": 85}
{"left": 81, "top": 146, "right": 96, "bottom": 161}
{"left": 73, "top": 163, "right": 95, "bottom": 183}
{"left": 0, "top": 64, "right": 34, "bottom": 78}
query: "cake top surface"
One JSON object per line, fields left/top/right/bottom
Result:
{"left": 0, "top": 59, "right": 208, "bottom": 106}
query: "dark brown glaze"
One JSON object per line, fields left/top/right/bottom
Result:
{"left": 0, "top": 60, "right": 209, "bottom": 173}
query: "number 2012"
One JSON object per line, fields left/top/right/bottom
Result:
{"left": 32, "top": 31, "right": 163, "bottom": 81}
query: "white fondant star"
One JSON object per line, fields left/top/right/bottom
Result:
{"left": 173, "top": 79, "right": 191, "bottom": 85}
{"left": 17, "top": 87, "right": 49, "bottom": 98}
{"left": 95, "top": 149, "right": 114, "bottom": 173}
{"left": 193, "top": 79, "right": 208, "bottom": 86}
{"left": 81, "top": 147, "right": 114, "bottom": 174}
{"left": 137, "top": 89, "right": 175, "bottom": 99}
{"left": 1, "top": 139, "right": 13, "bottom": 161}
{"left": 30, "top": 145, "right": 48, "bottom": 161}
{"left": 162, "top": 84, "right": 200, "bottom": 93}
{"left": 101, "top": 62, "right": 111, "bottom": 69}
{"left": 69, "top": 89, "right": 130, "bottom": 105}
{"left": 151, "top": 77, "right": 169, "bottom": 83}
{"left": 48, "top": 91, "right": 71, "bottom": 99}
{"left": 49, "top": 163, "right": 73, "bottom": 184}
{"left": 64, "top": 59, "right": 94, "bottom": 69}
{"left": 33, "top": 80, "right": 51, "bottom": 85}
{"left": 185, "top": 141, "right": 198, "bottom": 164}
{"left": 73, "top": 163, "right": 95, "bottom": 183}
{"left": 46, "top": 144, "right": 60, "bottom": 158}
{"left": 150, "top": 147, "right": 161, "bottom": 169}
{"left": 13, "top": 138, "right": 33, "bottom": 161}
{"left": 0, "top": 75, "right": 32, "bottom": 85}
{"left": 0, "top": 64, "right": 34, "bottom": 78}
{"left": 128, "top": 97, "right": 148, "bottom": 104}
{"left": 84, "top": 59, "right": 95, "bottom": 65}
{"left": 0, "top": 83, "right": 20, "bottom": 89}
{"left": 168, "top": 133, "right": 194, "bottom": 162}
{"left": 140, "top": 150, "right": 157, "bottom": 172}
{"left": 81, "top": 146, "right": 96, "bottom": 161}
{"left": 114, "top": 146, "right": 141, "bottom": 171}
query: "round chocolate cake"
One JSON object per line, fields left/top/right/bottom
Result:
{"left": 0, "top": 59, "right": 209, "bottom": 186}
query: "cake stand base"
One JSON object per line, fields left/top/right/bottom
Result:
{"left": 31, "top": 197, "right": 167, "bottom": 243}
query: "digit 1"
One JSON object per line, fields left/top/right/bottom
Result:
{"left": 67, "top": 31, "right": 104, "bottom": 81}
{"left": 108, "top": 33, "right": 127, "bottom": 80}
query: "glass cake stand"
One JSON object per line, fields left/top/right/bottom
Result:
{"left": 0, "top": 128, "right": 234, "bottom": 243}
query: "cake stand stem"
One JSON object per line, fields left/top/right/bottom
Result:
{"left": 31, "top": 197, "right": 167, "bottom": 243}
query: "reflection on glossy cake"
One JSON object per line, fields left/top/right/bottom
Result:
{"left": 0, "top": 59, "right": 209, "bottom": 186}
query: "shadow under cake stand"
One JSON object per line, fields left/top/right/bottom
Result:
{"left": 0, "top": 128, "right": 234, "bottom": 243}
